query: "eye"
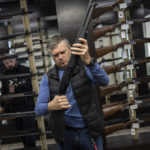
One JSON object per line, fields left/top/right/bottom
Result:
{"left": 60, "top": 51, "right": 65, "bottom": 54}
{"left": 53, "top": 53, "right": 58, "bottom": 57}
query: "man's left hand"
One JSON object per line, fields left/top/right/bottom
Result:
{"left": 71, "top": 38, "right": 92, "bottom": 65}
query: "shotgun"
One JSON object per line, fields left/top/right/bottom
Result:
{"left": 52, "top": 1, "right": 97, "bottom": 144}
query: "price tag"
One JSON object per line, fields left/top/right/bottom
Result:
{"left": 121, "top": 31, "right": 126, "bottom": 39}
{"left": 135, "top": 99, "right": 142, "bottom": 104}
{"left": 131, "top": 109, "right": 135, "bottom": 117}
{"left": 132, "top": 123, "right": 139, "bottom": 129}
{"left": 126, "top": 71, "right": 130, "bottom": 78}
{"left": 2, "top": 120, "right": 8, "bottom": 125}
{"left": 121, "top": 24, "right": 129, "bottom": 30}
{"left": 124, "top": 44, "right": 131, "bottom": 50}
{"left": 129, "top": 90, "right": 133, "bottom": 97}
{"left": 130, "top": 104, "right": 138, "bottom": 110}
{"left": 131, "top": 128, "right": 136, "bottom": 135}
{"left": 97, "top": 24, "right": 103, "bottom": 28}
{"left": 118, "top": 11, "right": 124, "bottom": 19}
{"left": 126, "top": 20, "right": 134, "bottom": 25}
{"left": 122, "top": 49, "right": 127, "bottom": 59}
{"left": 127, "top": 64, "right": 134, "bottom": 70}
{"left": 119, "top": 3, "right": 127, "bottom": 9}
{"left": 128, "top": 84, "right": 136, "bottom": 90}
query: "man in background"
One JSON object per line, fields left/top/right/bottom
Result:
{"left": 0, "top": 55, "right": 36, "bottom": 149}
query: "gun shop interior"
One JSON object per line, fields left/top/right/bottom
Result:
{"left": 0, "top": 0, "right": 150, "bottom": 150}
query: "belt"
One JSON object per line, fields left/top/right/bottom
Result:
{"left": 65, "top": 126, "right": 87, "bottom": 131}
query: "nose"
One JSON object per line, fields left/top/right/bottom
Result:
{"left": 58, "top": 53, "right": 63, "bottom": 60}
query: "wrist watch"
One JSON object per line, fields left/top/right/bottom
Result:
{"left": 87, "top": 58, "right": 97, "bottom": 67}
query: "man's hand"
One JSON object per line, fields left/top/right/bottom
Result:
{"left": 48, "top": 95, "right": 71, "bottom": 111}
{"left": 9, "top": 85, "right": 15, "bottom": 93}
{"left": 0, "top": 106, "right": 4, "bottom": 114}
{"left": 71, "top": 38, "right": 92, "bottom": 65}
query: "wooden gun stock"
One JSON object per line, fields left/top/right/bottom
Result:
{"left": 105, "top": 120, "right": 137, "bottom": 136}
{"left": 93, "top": 21, "right": 126, "bottom": 40}
{"left": 103, "top": 60, "right": 132, "bottom": 74}
{"left": 93, "top": 0, "right": 124, "bottom": 19}
{"left": 96, "top": 40, "right": 129, "bottom": 58}
{"left": 103, "top": 101, "right": 133, "bottom": 119}
{"left": 101, "top": 81, "right": 129, "bottom": 96}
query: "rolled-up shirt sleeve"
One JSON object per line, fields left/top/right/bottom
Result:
{"left": 35, "top": 74, "right": 50, "bottom": 116}
{"left": 85, "top": 62, "right": 109, "bottom": 86}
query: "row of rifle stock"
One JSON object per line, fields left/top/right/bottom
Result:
{"left": 101, "top": 76, "right": 150, "bottom": 96}
{"left": 105, "top": 117, "right": 150, "bottom": 136}
{"left": 103, "top": 95, "right": 150, "bottom": 119}
{"left": 93, "top": 18, "right": 150, "bottom": 40}
{"left": 96, "top": 37, "right": 150, "bottom": 58}
{"left": 103, "top": 57, "right": 150, "bottom": 74}
{"left": 93, "top": 0, "right": 150, "bottom": 136}
{"left": 93, "top": 0, "right": 141, "bottom": 20}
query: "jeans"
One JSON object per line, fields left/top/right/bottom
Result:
{"left": 57, "top": 128, "right": 103, "bottom": 150}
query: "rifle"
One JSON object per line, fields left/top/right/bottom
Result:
{"left": 100, "top": 76, "right": 150, "bottom": 96}
{"left": 0, "top": 30, "right": 38, "bottom": 41}
{"left": 96, "top": 38, "right": 150, "bottom": 58}
{"left": 130, "top": 17, "right": 150, "bottom": 24}
{"left": 16, "top": 54, "right": 49, "bottom": 62}
{"left": 105, "top": 117, "right": 150, "bottom": 135}
{"left": 93, "top": 0, "right": 124, "bottom": 19}
{"left": 0, "top": 73, "right": 31, "bottom": 81}
{"left": 0, "top": 111, "right": 35, "bottom": 121}
{"left": 96, "top": 40, "right": 128, "bottom": 57}
{"left": 0, "top": 10, "right": 34, "bottom": 21}
{"left": 0, "top": 54, "right": 17, "bottom": 60}
{"left": 105, "top": 120, "right": 137, "bottom": 136}
{"left": 93, "top": 21, "right": 126, "bottom": 40}
{"left": 103, "top": 101, "right": 133, "bottom": 119}
{"left": 0, "top": 92, "right": 36, "bottom": 102}
{"left": 0, "top": 42, "right": 26, "bottom": 54}
{"left": 103, "top": 96, "right": 150, "bottom": 119}
{"left": 53, "top": 1, "right": 96, "bottom": 144}
{"left": 98, "top": 57, "right": 122, "bottom": 65}
{"left": 103, "top": 57, "right": 150, "bottom": 74}
{"left": 93, "top": 17, "right": 150, "bottom": 29}
{"left": 15, "top": 48, "right": 41, "bottom": 56}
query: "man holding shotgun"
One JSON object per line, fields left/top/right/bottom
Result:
{"left": 35, "top": 35, "right": 109, "bottom": 150}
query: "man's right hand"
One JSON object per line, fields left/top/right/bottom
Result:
{"left": 48, "top": 95, "right": 71, "bottom": 111}
{"left": 9, "top": 85, "right": 15, "bottom": 93}
{"left": 0, "top": 106, "right": 4, "bottom": 114}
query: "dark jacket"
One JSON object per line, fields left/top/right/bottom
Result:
{"left": 47, "top": 64, "right": 104, "bottom": 141}
{"left": 1, "top": 64, "right": 35, "bottom": 112}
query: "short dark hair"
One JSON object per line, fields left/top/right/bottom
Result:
{"left": 47, "top": 35, "right": 70, "bottom": 51}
